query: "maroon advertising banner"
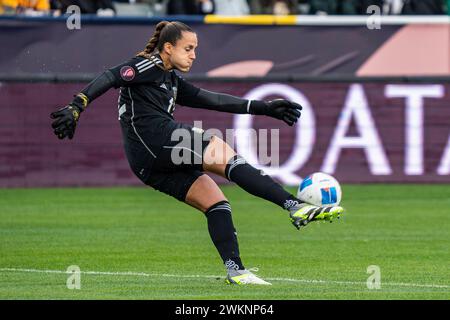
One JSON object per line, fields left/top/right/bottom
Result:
{"left": 1, "top": 19, "right": 448, "bottom": 77}
{"left": 1, "top": 81, "right": 450, "bottom": 187}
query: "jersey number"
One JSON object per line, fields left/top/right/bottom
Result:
{"left": 167, "top": 97, "right": 176, "bottom": 114}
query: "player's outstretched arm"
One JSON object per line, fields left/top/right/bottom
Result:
{"left": 177, "top": 80, "right": 302, "bottom": 126}
{"left": 50, "top": 70, "right": 117, "bottom": 140}
{"left": 249, "top": 98, "right": 303, "bottom": 126}
{"left": 50, "top": 56, "right": 167, "bottom": 140}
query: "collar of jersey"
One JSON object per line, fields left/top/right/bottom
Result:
{"left": 149, "top": 54, "right": 163, "bottom": 66}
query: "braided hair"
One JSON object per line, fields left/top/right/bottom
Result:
{"left": 137, "top": 21, "right": 194, "bottom": 59}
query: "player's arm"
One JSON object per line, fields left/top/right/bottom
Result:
{"left": 176, "top": 76, "right": 302, "bottom": 126}
{"left": 50, "top": 58, "right": 156, "bottom": 140}
{"left": 49, "top": 70, "right": 116, "bottom": 139}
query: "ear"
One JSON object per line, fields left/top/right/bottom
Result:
{"left": 163, "top": 42, "right": 173, "bottom": 55}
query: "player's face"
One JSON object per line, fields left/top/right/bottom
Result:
{"left": 168, "top": 31, "right": 198, "bottom": 72}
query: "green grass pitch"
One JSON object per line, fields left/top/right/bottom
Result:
{"left": 0, "top": 185, "right": 449, "bottom": 300}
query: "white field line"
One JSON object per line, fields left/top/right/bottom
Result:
{"left": 0, "top": 267, "right": 448, "bottom": 290}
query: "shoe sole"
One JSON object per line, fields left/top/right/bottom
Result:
{"left": 292, "top": 206, "right": 344, "bottom": 228}
{"left": 225, "top": 277, "right": 272, "bottom": 285}
{"left": 315, "top": 207, "right": 343, "bottom": 222}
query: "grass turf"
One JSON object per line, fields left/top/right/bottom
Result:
{"left": 0, "top": 185, "right": 449, "bottom": 300}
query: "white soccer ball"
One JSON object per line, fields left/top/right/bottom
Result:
{"left": 297, "top": 172, "right": 342, "bottom": 206}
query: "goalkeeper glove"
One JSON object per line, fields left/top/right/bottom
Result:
{"left": 50, "top": 93, "right": 88, "bottom": 140}
{"left": 250, "top": 99, "right": 302, "bottom": 126}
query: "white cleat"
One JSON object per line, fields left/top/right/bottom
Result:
{"left": 226, "top": 269, "right": 272, "bottom": 285}
{"left": 290, "top": 203, "right": 344, "bottom": 230}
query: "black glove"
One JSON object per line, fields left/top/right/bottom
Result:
{"left": 50, "top": 105, "right": 82, "bottom": 140}
{"left": 250, "top": 99, "right": 302, "bottom": 126}
{"left": 50, "top": 94, "right": 88, "bottom": 140}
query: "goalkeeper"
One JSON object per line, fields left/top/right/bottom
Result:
{"left": 50, "top": 21, "right": 343, "bottom": 285}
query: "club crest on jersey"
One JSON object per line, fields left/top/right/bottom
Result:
{"left": 120, "top": 66, "right": 135, "bottom": 81}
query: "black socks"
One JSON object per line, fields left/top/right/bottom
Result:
{"left": 225, "top": 155, "right": 302, "bottom": 211}
{"left": 205, "top": 201, "right": 244, "bottom": 270}
{"left": 205, "top": 156, "right": 304, "bottom": 271}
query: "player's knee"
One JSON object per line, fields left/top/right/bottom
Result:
{"left": 205, "top": 200, "right": 232, "bottom": 216}
{"left": 185, "top": 174, "right": 227, "bottom": 212}
{"left": 203, "top": 135, "right": 236, "bottom": 174}
{"left": 224, "top": 155, "right": 247, "bottom": 181}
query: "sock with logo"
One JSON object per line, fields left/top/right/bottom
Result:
{"left": 205, "top": 201, "right": 245, "bottom": 271}
{"left": 225, "top": 155, "right": 303, "bottom": 211}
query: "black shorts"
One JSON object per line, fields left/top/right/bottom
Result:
{"left": 121, "top": 120, "right": 212, "bottom": 202}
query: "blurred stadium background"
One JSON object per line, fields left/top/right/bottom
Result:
{"left": 0, "top": 0, "right": 449, "bottom": 300}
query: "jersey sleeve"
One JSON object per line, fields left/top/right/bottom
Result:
{"left": 175, "top": 74, "right": 202, "bottom": 106}
{"left": 175, "top": 74, "right": 251, "bottom": 114}
{"left": 72, "top": 57, "right": 165, "bottom": 109}
{"left": 108, "top": 57, "right": 165, "bottom": 88}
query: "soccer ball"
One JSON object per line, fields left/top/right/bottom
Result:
{"left": 297, "top": 172, "right": 342, "bottom": 206}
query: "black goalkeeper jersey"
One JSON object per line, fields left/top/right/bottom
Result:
{"left": 109, "top": 54, "right": 199, "bottom": 124}
{"left": 76, "top": 53, "right": 254, "bottom": 155}
{"left": 104, "top": 54, "right": 205, "bottom": 152}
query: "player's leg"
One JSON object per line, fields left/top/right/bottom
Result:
{"left": 122, "top": 129, "right": 246, "bottom": 279}
{"left": 202, "top": 135, "right": 344, "bottom": 229}
{"left": 147, "top": 170, "right": 242, "bottom": 267}
{"left": 122, "top": 122, "right": 265, "bottom": 283}
{"left": 148, "top": 170, "right": 270, "bottom": 285}
{"left": 184, "top": 173, "right": 227, "bottom": 212}
{"left": 203, "top": 135, "right": 301, "bottom": 211}
{"left": 185, "top": 174, "right": 270, "bottom": 285}
{"left": 185, "top": 174, "right": 243, "bottom": 268}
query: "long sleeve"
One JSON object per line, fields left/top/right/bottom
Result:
{"left": 72, "top": 56, "right": 165, "bottom": 109}
{"left": 176, "top": 75, "right": 266, "bottom": 114}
